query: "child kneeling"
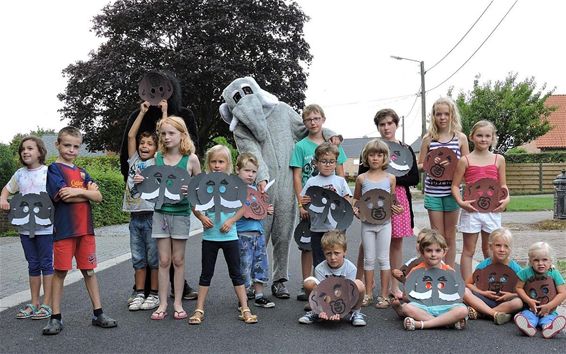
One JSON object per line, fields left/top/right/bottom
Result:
{"left": 298, "top": 230, "right": 366, "bottom": 326}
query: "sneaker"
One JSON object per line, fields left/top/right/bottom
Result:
{"left": 140, "top": 294, "right": 160, "bottom": 310}
{"left": 542, "top": 315, "right": 566, "bottom": 339}
{"left": 271, "top": 281, "right": 290, "bottom": 299}
{"left": 350, "top": 311, "right": 367, "bottom": 326}
{"left": 298, "top": 311, "right": 318, "bottom": 324}
{"left": 127, "top": 289, "right": 138, "bottom": 305}
{"left": 493, "top": 312, "right": 512, "bottom": 325}
{"left": 128, "top": 293, "right": 146, "bottom": 311}
{"left": 92, "top": 313, "right": 118, "bottom": 328}
{"left": 514, "top": 313, "right": 536, "bottom": 337}
{"left": 296, "top": 287, "right": 308, "bottom": 301}
{"left": 246, "top": 288, "right": 255, "bottom": 300}
{"left": 254, "top": 297, "right": 275, "bottom": 308}
{"left": 183, "top": 284, "right": 198, "bottom": 300}
{"left": 42, "top": 318, "right": 63, "bottom": 335}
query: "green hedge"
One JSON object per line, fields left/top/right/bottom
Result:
{"left": 505, "top": 151, "right": 566, "bottom": 163}
{"left": 89, "top": 168, "right": 129, "bottom": 227}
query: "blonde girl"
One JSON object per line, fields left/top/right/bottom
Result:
{"left": 463, "top": 228, "right": 522, "bottom": 325}
{"left": 189, "top": 145, "right": 258, "bottom": 325}
{"left": 452, "top": 120, "right": 510, "bottom": 280}
{"left": 354, "top": 139, "right": 402, "bottom": 309}
{"left": 417, "top": 97, "right": 469, "bottom": 267}
{"left": 146, "top": 116, "right": 201, "bottom": 321}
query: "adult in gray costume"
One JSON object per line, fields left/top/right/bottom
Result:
{"left": 219, "top": 77, "right": 337, "bottom": 298}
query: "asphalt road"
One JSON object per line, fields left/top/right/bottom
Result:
{"left": 1, "top": 219, "right": 564, "bottom": 353}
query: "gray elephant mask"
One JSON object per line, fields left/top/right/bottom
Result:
{"left": 8, "top": 192, "right": 54, "bottom": 238}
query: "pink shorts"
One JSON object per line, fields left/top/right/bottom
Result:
{"left": 53, "top": 235, "right": 97, "bottom": 271}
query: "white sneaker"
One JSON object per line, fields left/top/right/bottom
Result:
{"left": 128, "top": 293, "right": 145, "bottom": 311}
{"left": 350, "top": 311, "right": 367, "bottom": 326}
{"left": 140, "top": 294, "right": 160, "bottom": 310}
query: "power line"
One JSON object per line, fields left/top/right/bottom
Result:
{"left": 404, "top": 93, "right": 420, "bottom": 118}
{"left": 426, "top": 0, "right": 494, "bottom": 73}
{"left": 323, "top": 92, "right": 417, "bottom": 108}
{"left": 426, "top": 0, "right": 519, "bottom": 93}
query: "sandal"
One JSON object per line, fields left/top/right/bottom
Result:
{"left": 188, "top": 309, "right": 204, "bottom": 325}
{"left": 151, "top": 310, "right": 168, "bottom": 320}
{"left": 239, "top": 308, "right": 258, "bottom": 324}
{"left": 467, "top": 306, "right": 478, "bottom": 320}
{"left": 361, "top": 295, "right": 373, "bottom": 307}
{"left": 375, "top": 296, "right": 391, "bottom": 309}
{"left": 174, "top": 310, "right": 188, "bottom": 320}
{"left": 493, "top": 312, "right": 512, "bottom": 325}
{"left": 403, "top": 317, "right": 424, "bottom": 331}
{"left": 32, "top": 304, "right": 52, "bottom": 320}
{"left": 454, "top": 318, "right": 467, "bottom": 330}
{"left": 16, "top": 304, "right": 37, "bottom": 319}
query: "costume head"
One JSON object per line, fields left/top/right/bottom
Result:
{"left": 138, "top": 71, "right": 173, "bottom": 106}
{"left": 305, "top": 186, "right": 353, "bottom": 231}
{"left": 405, "top": 267, "right": 465, "bottom": 306}
{"left": 136, "top": 165, "right": 191, "bottom": 210}
{"left": 8, "top": 192, "right": 54, "bottom": 238}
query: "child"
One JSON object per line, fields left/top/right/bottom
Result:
{"left": 290, "top": 104, "right": 347, "bottom": 301}
{"left": 298, "top": 230, "right": 366, "bottom": 326}
{"left": 189, "top": 145, "right": 257, "bottom": 325}
{"left": 144, "top": 116, "right": 200, "bottom": 321}
{"left": 417, "top": 97, "right": 469, "bottom": 267}
{"left": 1, "top": 136, "right": 53, "bottom": 320}
{"left": 43, "top": 127, "right": 117, "bottom": 335}
{"left": 463, "top": 228, "right": 523, "bottom": 324}
{"left": 235, "top": 152, "right": 275, "bottom": 308}
{"left": 354, "top": 138, "right": 402, "bottom": 309}
{"left": 396, "top": 229, "right": 468, "bottom": 330}
{"left": 123, "top": 100, "right": 161, "bottom": 311}
{"left": 391, "top": 228, "right": 428, "bottom": 286}
{"left": 300, "top": 142, "right": 352, "bottom": 269}
{"left": 452, "top": 120, "right": 510, "bottom": 280}
{"left": 514, "top": 242, "right": 566, "bottom": 338}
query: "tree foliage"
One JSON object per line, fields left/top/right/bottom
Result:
{"left": 453, "top": 73, "right": 555, "bottom": 153}
{"left": 58, "top": 0, "right": 312, "bottom": 153}
{"left": 9, "top": 127, "right": 57, "bottom": 155}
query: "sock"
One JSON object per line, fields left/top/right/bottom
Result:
{"left": 51, "top": 313, "right": 62, "bottom": 321}
{"left": 93, "top": 308, "right": 103, "bottom": 317}
{"left": 150, "top": 290, "right": 158, "bottom": 296}
{"left": 255, "top": 293, "right": 264, "bottom": 299}
{"left": 135, "top": 289, "right": 144, "bottom": 295}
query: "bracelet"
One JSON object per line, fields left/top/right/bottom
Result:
{"left": 298, "top": 201, "right": 303, "bottom": 208}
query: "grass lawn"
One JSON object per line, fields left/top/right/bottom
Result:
{"left": 507, "top": 194, "right": 554, "bottom": 212}
{"left": 557, "top": 260, "right": 566, "bottom": 278}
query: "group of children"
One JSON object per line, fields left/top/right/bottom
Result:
{"left": 2, "top": 96, "right": 565, "bottom": 338}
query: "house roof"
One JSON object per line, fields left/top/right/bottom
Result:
{"left": 43, "top": 134, "right": 105, "bottom": 158}
{"left": 535, "top": 95, "right": 566, "bottom": 149}
{"left": 342, "top": 136, "right": 422, "bottom": 159}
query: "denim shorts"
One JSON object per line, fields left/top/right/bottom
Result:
{"left": 424, "top": 194, "right": 459, "bottom": 212}
{"left": 130, "top": 212, "right": 158, "bottom": 269}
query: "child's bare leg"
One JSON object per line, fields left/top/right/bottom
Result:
{"left": 428, "top": 211, "right": 447, "bottom": 262}
{"left": 150, "top": 269, "right": 158, "bottom": 290}
{"left": 303, "top": 278, "right": 317, "bottom": 297}
{"left": 379, "top": 269, "right": 391, "bottom": 299}
{"left": 134, "top": 268, "right": 146, "bottom": 290}
{"left": 171, "top": 239, "right": 187, "bottom": 312}
{"left": 253, "top": 282, "right": 264, "bottom": 294}
{"left": 29, "top": 275, "right": 41, "bottom": 307}
{"left": 403, "top": 303, "right": 434, "bottom": 322}
{"left": 443, "top": 211, "right": 459, "bottom": 267}
{"left": 42, "top": 274, "right": 53, "bottom": 306}
{"left": 493, "top": 298, "right": 523, "bottom": 315}
{"left": 460, "top": 232, "right": 478, "bottom": 281}
{"left": 364, "top": 269, "right": 375, "bottom": 297}
{"left": 156, "top": 238, "right": 172, "bottom": 312}
{"left": 480, "top": 231, "right": 490, "bottom": 259}
{"left": 301, "top": 250, "right": 312, "bottom": 281}
{"left": 464, "top": 288, "right": 494, "bottom": 317}
{"left": 389, "top": 238, "right": 403, "bottom": 298}
{"left": 356, "top": 244, "right": 364, "bottom": 280}
{"left": 353, "top": 280, "right": 366, "bottom": 310}
{"left": 235, "top": 285, "right": 249, "bottom": 308}
{"left": 419, "top": 306, "right": 468, "bottom": 329}
{"left": 81, "top": 270, "right": 102, "bottom": 309}
{"left": 194, "top": 286, "right": 209, "bottom": 311}
{"left": 51, "top": 270, "right": 67, "bottom": 314}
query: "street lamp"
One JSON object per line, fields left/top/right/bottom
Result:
{"left": 390, "top": 55, "right": 427, "bottom": 138}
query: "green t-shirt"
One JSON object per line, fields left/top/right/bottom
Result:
{"left": 154, "top": 152, "right": 191, "bottom": 216}
{"left": 289, "top": 137, "right": 347, "bottom": 186}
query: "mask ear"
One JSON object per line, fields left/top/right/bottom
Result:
{"left": 219, "top": 103, "right": 233, "bottom": 124}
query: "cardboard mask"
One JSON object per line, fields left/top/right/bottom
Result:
{"left": 8, "top": 192, "right": 54, "bottom": 238}
{"left": 524, "top": 274, "right": 557, "bottom": 306}
{"left": 463, "top": 178, "right": 508, "bottom": 212}
{"left": 385, "top": 141, "right": 414, "bottom": 177}
{"left": 354, "top": 189, "right": 392, "bottom": 225}
{"left": 188, "top": 172, "right": 247, "bottom": 223}
{"left": 399, "top": 257, "right": 423, "bottom": 280}
{"left": 424, "top": 147, "right": 458, "bottom": 181}
{"left": 405, "top": 267, "right": 465, "bottom": 306}
{"left": 294, "top": 219, "right": 311, "bottom": 251}
{"left": 243, "top": 187, "right": 270, "bottom": 220}
{"left": 472, "top": 263, "right": 519, "bottom": 294}
{"left": 309, "top": 277, "right": 359, "bottom": 319}
{"left": 137, "top": 165, "right": 191, "bottom": 210}
{"left": 305, "top": 186, "right": 353, "bottom": 231}
{"left": 138, "top": 72, "right": 173, "bottom": 106}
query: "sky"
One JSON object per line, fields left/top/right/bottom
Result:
{"left": 1, "top": 0, "right": 565, "bottom": 146}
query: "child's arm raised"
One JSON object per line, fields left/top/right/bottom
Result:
{"left": 127, "top": 101, "right": 150, "bottom": 158}
{"left": 493, "top": 154, "right": 510, "bottom": 213}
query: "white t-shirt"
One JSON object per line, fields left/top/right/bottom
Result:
{"left": 314, "top": 258, "right": 357, "bottom": 281}
{"left": 6, "top": 165, "right": 53, "bottom": 235}
{"left": 122, "top": 152, "right": 155, "bottom": 212}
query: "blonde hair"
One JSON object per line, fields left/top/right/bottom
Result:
{"left": 488, "top": 227, "right": 513, "bottom": 247}
{"left": 205, "top": 144, "right": 233, "bottom": 173}
{"left": 302, "top": 104, "right": 326, "bottom": 120}
{"left": 528, "top": 242, "right": 553, "bottom": 263}
{"left": 321, "top": 230, "right": 347, "bottom": 252}
{"left": 157, "top": 116, "right": 195, "bottom": 155}
{"left": 236, "top": 152, "right": 259, "bottom": 171}
{"left": 428, "top": 97, "right": 462, "bottom": 140}
{"left": 419, "top": 228, "right": 447, "bottom": 254}
{"left": 469, "top": 120, "right": 498, "bottom": 150}
{"left": 360, "top": 138, "right": 389, "bottom": 170}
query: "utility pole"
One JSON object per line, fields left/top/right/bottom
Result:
{"left": 401, "top": 115, "right": 405, "bottom": 144}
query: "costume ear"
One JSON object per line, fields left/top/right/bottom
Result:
{"left": 219, "top": 103, "right": 233, "bottom": 124}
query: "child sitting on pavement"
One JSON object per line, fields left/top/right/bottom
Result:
{"left": 298, "top": 230, "right": 366, "bottom": 326}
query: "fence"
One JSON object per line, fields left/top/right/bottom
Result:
{"left": 507, "top": 162, "right": 565, "bottom": 194}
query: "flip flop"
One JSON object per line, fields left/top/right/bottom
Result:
{"left": 151, "top": 310, "right": 168, "bottom": 320}
{"left": 174, "top": 310, "right": 188, "bottom": 320}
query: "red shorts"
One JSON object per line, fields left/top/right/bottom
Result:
{"left": 53, "top": 235, "right": 97, "bottom": 271}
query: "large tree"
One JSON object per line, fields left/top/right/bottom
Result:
{"left": 453, "top": 73, "right": 555, "bottom": 153}
{"left": 58, "top": 0, "right": 312, "bottom": 153}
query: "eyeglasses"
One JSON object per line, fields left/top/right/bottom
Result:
{"left": 303, "top": 117, "right": 322, "bottom": 124}
{"left": 317, "top": 159, "right": 336, "bottom": 166}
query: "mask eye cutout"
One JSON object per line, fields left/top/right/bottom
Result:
{"left": 541, "top": 286, "right": 549, "bottom": 295}
{"left": 242, "top": 85, "right": 253, "bottom": 95}
{"left": 377, "top": 199, "right": 384, "bottom": 208}
{"left": 500, "top": 275, "right": 508, "bottom": 283}
{"left": 437, "top": 282, "right": 445, "bottom": 289}
{"left": 23, "top": 205, "right": 29, "bottom": 213}
{"left": 233, "top": 91, "right": 242, "bottom": 103}
{"left": 321, "top": 197, "right": 327, "bottom": 205}
{"left": 219, "top": 179, "right": 229, "bottom": 194}
{"left": 529, "top": 289, "right": 537, "bottom": 298}
{"left": 330, "top": 203, "right": 336, "bottom": 210}
{"left": 153, "top": 172, "right": 163, "bottom": 183}
{"left": 425, "top": 281, "right": 432, "bottom": 289}
{"left": 206, "top": 180, "right": 216, "bottom": 194}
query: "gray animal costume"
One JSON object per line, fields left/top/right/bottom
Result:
{"left": 220, "top": 77, "right": 336, "bottom": 283}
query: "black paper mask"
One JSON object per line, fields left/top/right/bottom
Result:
{"left": 472, "top": 263, "right": 519, "bottom": 294}
{"left": 294, "top": 219, "right": 312, "bottom": 251}
{"left": 424, "top": 147, "right": 458, "bottom": 181}
{"left": 405, "top": 267, "right": 465, "bottom": 306}
{"left": 305, "top": 186, "right": 353, "bottom": 231}
{"left": 463, "top": 178, "right": 508, "bottom": 212}
{"left": 242, "top": 187, "right": 270, "bottom": 220}
{"left": 385, "top": 141, "right": 414, "bottom": 177}
{"left": 354, "top": 189, "right": 392, "bottom": 225}
{"left": 138, "top": 72, "right": 173, "bottom": 106}
{"left": 309, "top": 277, "right": 359, "bottom": 319}
{"left": 137, "top": 165, "right": 191, "bottom": 210}
{"left": 8, "top": 192, "right": 54, "bottom": 238}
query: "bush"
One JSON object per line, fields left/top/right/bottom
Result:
{"left": 505, "top": 151, "right": 566, "bottom": 163}
{"left": 507, "top": 147, "right": 528, "bottom": 154}
{"left": 89, "top": 167, "right": 129, "bottom": 228}
{"left": 0, "top": 143, "right": 18, "bottom": 188}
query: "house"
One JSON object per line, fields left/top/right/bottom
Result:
{"left": 42, "top": 134, "right": 106, "bottom": 158}
{"left": 521, "top": 94, "right": 566, "bottom": 152}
